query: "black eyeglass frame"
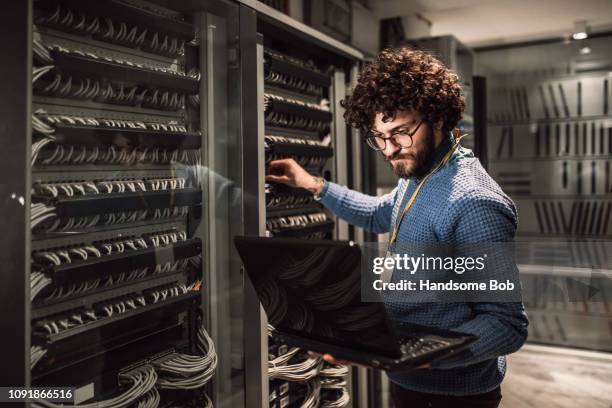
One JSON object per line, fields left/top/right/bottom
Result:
{"left": 364, "top": 119, "right": 425, "bottom": 151}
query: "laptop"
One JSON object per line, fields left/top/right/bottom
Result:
{"left": 234, "top": 236, "right": 478, "bottom": 371}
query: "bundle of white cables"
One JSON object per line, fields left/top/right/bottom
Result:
{"left": 319, "top": 363, "right": 350, "bottom": 408}
{"left": 135, "top": 387, "right": 159, "bottom": 408}
{"left": 30, "top": 326, "right": 215, "bottom": 406}
{"left": 32, "top": 364, "right": 157, "bottom": 408}
{"left": 300, "top": 379, "right": 321, "bottom": 408}
{"left": 30, "top": 345, "right": 48, "bottom": 370}
{"left": 30, "top": 271, "right": 53, "bottom": 301}
{"left": 154, "top": 325, "right": 217, "bottom": 390}
{"left": 267, "top": 323, "right": 322, "bottom": 381}
{"left": 268, "top": 353, "right": 322, "bottom": 382}
{"left": 31, "top": 202, "right": 57, "bottom": 229}
{"left": 320, "top": 387, "right": 350, "bottom": 408}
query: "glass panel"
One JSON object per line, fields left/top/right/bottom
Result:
{"left": 262, "top": 34, "right": 349, "bottom": 408}
{"left": 478, "top": 35, "right": 612, "bottom": 353}
{"left": 28, "top": 0, "right": 240, "bottom": 406}
{"left": 189, "top": 2, "right": 245, "bottom": 407}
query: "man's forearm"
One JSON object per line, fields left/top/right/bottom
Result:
{"left": 431, "top": 304, "right": 528, "bottom": 369}
{"left": 318, "top": 182, "right": 396, "bottom": 234}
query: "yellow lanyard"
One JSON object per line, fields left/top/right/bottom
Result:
{"left": 389, "top": 139, "right": 461, "bottom": 246}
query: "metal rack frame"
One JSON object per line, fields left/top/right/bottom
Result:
{"left": 238, "top": 3, "right": 364, "bottom": 408}
{"left": 0, "top": 0, "right": 32, "bottom": 392}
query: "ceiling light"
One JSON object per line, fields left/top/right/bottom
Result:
{"left": 579, "top": 46, "right": 591, "bottom": 55}
{"left": 573, "top": 32, "right": 588, "bottom": 40}
{"left": 572, "top": 20, "right": 588, "bottom": 40}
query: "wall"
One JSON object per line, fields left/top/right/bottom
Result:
{"left": 351, "top": 1, "right": 380, "bottom": 57}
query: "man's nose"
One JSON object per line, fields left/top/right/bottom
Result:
{"left": 381, "top": 139, "right": 400, "bottom": 158}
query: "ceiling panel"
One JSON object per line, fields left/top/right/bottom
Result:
{"left": 368, "top": 0, "right": 612, "bottom": 46}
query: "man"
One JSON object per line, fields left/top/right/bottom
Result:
{"left": 266, "top": 48, "right": 528, "bottom": 408}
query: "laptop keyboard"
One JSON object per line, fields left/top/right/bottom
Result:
{"left": 400, "top": 337, "right": 453, "bottom": 358}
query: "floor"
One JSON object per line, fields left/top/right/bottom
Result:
{"left": 500, "top": 344, "right": 612, "bottom": 408}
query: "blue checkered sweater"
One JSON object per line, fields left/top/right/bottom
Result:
{"left": 319, "top": 139, "right": 528, "bottom": 396}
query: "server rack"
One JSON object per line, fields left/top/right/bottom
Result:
{"left": 263, "top": 43, "right": 346, "bottom": 408}
{"left": 0, "top": 1, "right": 370, "bottom": 407}
{"left": 1, "top": 0, "right": 246, "bottom": 406}
{"left": 234, "top": 1, "right": 364, "bottom": 407}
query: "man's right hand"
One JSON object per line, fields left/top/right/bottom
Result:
{"left": 266, "top": 159, "right": 325, "bottom": 196}
{"left": 307, "top": 352, "right": 430, "bottom": 369}
{"left": 307, "top": 352, "right": 368, "bottom": 368}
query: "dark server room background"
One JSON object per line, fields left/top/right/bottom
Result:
{"left": 0, "top": 0, "right": 611, "bottom": 407}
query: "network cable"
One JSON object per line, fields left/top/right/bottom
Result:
{"left": 30, "top": 346, "right": 48, "bottom": 370}
{"left": 268, "top": 354, "right": 322, "bottom": 382}
{"left": 300, "top": 379, "right": 321, "bottom": 408}
{"left": 154, "top": 324, "right": 217, "bottom": 390}
{"left": 32, "top": 364, "right": 157, "bottom": 408}
{"left": 135, "top": 387, "right": 159, "bottom": 408}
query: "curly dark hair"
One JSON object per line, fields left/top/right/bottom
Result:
{"left": 341, "top": 48, "right": 464, "bottom": 133}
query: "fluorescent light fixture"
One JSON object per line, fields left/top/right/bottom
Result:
{"left": 572, "top": 20, "right": 588, "bottom": 40}
{"left": 573, "top": 32, "right": 588, "bottom": 40}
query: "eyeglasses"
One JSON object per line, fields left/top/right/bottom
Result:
{"left": 365, "top": 119, "right": 424, "bottom": 151}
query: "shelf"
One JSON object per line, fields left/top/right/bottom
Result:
{"left": 32, "top": 269, "right": 190, "bottom": 319}
{"left": 266, "top": 99, "right": 332, "bottom": 122}
{"left": 518, "top": 263, "right": 612, "bottom": 278}
{"left": 488, "top": 114, "right": 612, "bottom": 126}
{"left": 32, "top": 219, "right": 187, "bottom": 247}
{"left": 33, "top": 291, "right": 199, "bottom": 346}
{"left": 34, "top": 188, "right": 202, "bottom": 218}
{"left": 265, "top": 52, "right": 331, "bottom": 88}
{"left": 32, "top": 324, "right": 183, "bottom": 384}
{"left": 52, "top": 51, "right": 199, "bottom": 93}
{"left": 266, "top": 203, "right": 323, "bottom": 218}
{"left": 266, "top": 141, "right": 333, "bottom": 158}
{"left": 40, "top": 238, "right": 201, "bottom": 284}
{"left": 510, "top": 195, "right": 611, "bottom": 199}
{"left": 266, "top": 183, "right": 313, "bottom": 197}
{"left": 38, "top": 0, "right": 195, "bottom": 39}
{"left": 265, "top": 126, "right": 320, "bottom": 139}
{"left": 490, "top": 156, "right": 612, "bottom": 163}
{"left": 47, "top": 123, "right": 201, "bottom": 149}
{"left": 264, "top": 83, "right": 322, "bottom": 101}
{"left": 269, "top": 220, "right": 335, "bottom": 237}
{"left": 33, "top": 95, "right": 184, "bottom": 121}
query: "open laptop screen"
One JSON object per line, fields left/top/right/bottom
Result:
{"left": 234, "top": 236, "right": 403, "bottom": 358}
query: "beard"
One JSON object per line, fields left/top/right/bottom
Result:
{"left": 386, "top": 129, "right": 436, "bottom": 178}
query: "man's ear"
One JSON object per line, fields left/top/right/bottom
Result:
{"left": 435, "top": 120, "right": 443, "bottom": 131}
